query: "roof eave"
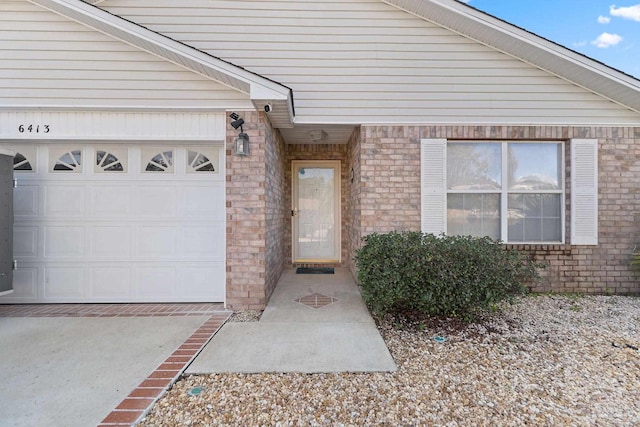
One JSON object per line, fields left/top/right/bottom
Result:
{"left": 26, "top": 0, "right": 295, "bottom": 127}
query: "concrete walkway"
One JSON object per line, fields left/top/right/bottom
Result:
{"left": 187, "top": 268, "right": 397, "bottom": 373}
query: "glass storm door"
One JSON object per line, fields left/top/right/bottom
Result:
{"left": 292, "top": 161, "right": 341, "bottom": 263}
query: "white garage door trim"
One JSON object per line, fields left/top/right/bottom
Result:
{"left": 1, "top": 142, "right": 226, "bottom": 304}
{"left": 0, "top": 111, "right": 227, "bottom": 141}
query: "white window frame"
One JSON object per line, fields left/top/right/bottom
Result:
{"left": 421, "top": 138, "right": 598, "bottom": 245}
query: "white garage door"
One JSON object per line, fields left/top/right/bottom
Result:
{"left": 1, "top": 143, "right": 225, "bottom": 303}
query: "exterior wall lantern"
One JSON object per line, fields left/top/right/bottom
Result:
{"left": 234, "top": 132, "right": 250, "bottom": 156}
{"left": 229, "top": 112, "right": 249, "bottom": 156}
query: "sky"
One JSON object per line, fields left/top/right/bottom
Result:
{"left": 459, "top": 0, "right": 640, "bottom": 78}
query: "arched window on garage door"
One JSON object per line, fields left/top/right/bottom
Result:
{"left": 143, "top": 149, "right": 174, "bottom": 173}
{"left": 96, "top": 148, "right": 127, "bottom": 173}
{"left": 12, "top": 145, "right": 36, "bottom": 172}
{"left": 51, "top": 148, "right": 82, "bottom": 172}
{"left": 13, "top": 153, "right": 33, "bottom": 171}
{"left": 187, "top": 150, "right": 217, "bottom": 173}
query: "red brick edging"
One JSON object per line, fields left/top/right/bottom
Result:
{"left": 0, "top": 303, "right": 225, "bottom": 317}
{"left": 97, "top": 312, "right": 231, "bottom": 426}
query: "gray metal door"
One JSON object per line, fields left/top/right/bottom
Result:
{"left": 0, "top": 151, "right": 13, "bottom": 295}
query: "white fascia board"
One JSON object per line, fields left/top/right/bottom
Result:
{"left": 26, "top": 0, "right": 294, "bottom": 123}
{"left": 250, "top": 85, "right": 295, "bottom": 127}
{"left": 383, "top": 0, "right": 640, "bottom": 114}
{"left": 250, "top": 84, "right": 290, "bottom": 102}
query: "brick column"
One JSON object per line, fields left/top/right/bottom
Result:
{"left": 225, "top": 111, "right": 267, "bottom": 310}
{"left": 225, "top": 111, "right": 286, "bottom": 310}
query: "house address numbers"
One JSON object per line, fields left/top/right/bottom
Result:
{"left": 2, "top": 111, "right": 225, "bottom": 140}
{"left": 18, "top": 124, "right": 50, "bottom": 134}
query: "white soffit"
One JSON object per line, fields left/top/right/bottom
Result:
{"left": 384, "top": 0, "right": 640, "bottom": 114}
{"left": 26, "top": 0, "right": 295, "bottom": 127}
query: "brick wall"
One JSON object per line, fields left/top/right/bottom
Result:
{"left": 347, "top": 127, "right": 362, "bottom": 275}
{"left": 354, "top": 125, "right": 640, "bottom": 294}
{"left": 225, "top": 111, "right": 286, "bottom": 310}
{"left": 264, "top": 117, "right": 287, "bottom": 303}
{"left": 360, "top": 126, "right": 422, "bottom": 235}
{"left": 227, "top": 121, "right": 638, "bottom": 310}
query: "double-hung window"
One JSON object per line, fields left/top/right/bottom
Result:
{"left": 447, "top": 142, "right": 563, "bottom": 243}
{"left": 421, "top": 138, "right": 598, "bottom": 245}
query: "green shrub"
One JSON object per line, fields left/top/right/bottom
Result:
{"left": 355, "top": 232, "right": 540, "bottom": 321}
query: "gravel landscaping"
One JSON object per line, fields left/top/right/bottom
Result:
{"left": 139, "top": 295, "right": 639, "bottom": 426}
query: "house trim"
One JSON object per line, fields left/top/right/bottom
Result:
{"left": 0, "top": 111, "right": 226, "bottom": 141}
{"left": 420, "top": 139, "right": 447, "bottom": 235}
{"left": 570, "top": 139, "right": 599, "bottom": 246}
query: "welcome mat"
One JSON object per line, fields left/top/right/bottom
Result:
{"left": 295, "top": 267, "right": 335, "bottom": 274}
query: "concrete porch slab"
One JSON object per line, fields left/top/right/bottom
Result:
{"left": 187, "top": 268, "right": 397, "bottom": 373}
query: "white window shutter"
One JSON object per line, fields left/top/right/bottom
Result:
{"left": 421, "top": 139, "right": 447, "bottom": 234}
{"left": 571, "top": 139, "right": 598, "bottom": 245}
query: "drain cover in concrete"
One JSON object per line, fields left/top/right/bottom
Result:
{"left": 295, "top": 293, "right": 337, "bottom": 308}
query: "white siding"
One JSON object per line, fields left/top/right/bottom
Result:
{"left": 96, "top": 0, "right": 640, "bottom": 125}
{"left": 0, "top": 1, "right": 252, "bottom": 109}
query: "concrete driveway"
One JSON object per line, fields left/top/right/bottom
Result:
{"left": 0, "top": 270, "right": 395, "bottom": 425}
{"left": 0, "top": 304, "right": 229, "bottom": 427}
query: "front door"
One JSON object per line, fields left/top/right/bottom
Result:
{"left": 292, "top": 161, "right": 341, "bottom": 263}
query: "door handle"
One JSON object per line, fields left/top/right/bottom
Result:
{"left": 291, "top": 208, "right": 299, "bottom": 217}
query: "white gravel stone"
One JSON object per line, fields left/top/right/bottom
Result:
{"left": 228, "top": 310, "right": 262, "bottom": 323}
{"left": 139, "top": 295, "right": 640, "bottom": 426}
